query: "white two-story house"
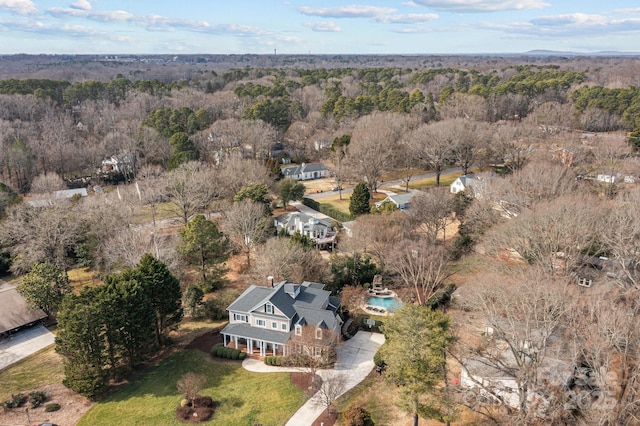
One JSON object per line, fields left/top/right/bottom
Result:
{"left": 221, "top": 280, "right": 342, "bottom": 358}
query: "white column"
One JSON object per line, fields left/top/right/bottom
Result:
{"left": 248, "top": 339, "right": 253, "bottom": 355}
{"left": 234, "top": 336, "right": 238, "bottom": 349}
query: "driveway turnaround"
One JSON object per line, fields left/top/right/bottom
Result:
{"left": 0, "top": 324, "right": 55, "bottom": 370}
{"left": 243, "top": 330, "right": 385, "bottom": 426}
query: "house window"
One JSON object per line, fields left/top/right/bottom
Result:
{"left": 295, "top": 325, "right": 302, "bottom": 336}
{"left": 234, "top": 314, "right": 246, "bottom": 322}
{"left": 272, "top": 321, "right": 278, "bottom": 329}
{"left": 314, "top": 347, "right": 322, "bottom": 357}
{"left": 265, "top": 304, "right": 273, "bottom": 314}
{"left": 315, "top": 328, "right": 322, "bottom": 340}
{"left": 256, "top": 319, "right": 266, "bottom": 327}
{"left": 281, "top": 323, "right": 287, "bottom": 331}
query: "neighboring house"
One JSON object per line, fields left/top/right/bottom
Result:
{"left": 374, "top": 191, "right": 420, "bottom": 210}
{"left": 460, "top": 350, "right": 571, "bottom": 409}
{"left": 459, "top": 319, "right": 573, "bottom": 411}
{"left": 596, "top": 172, "right": 622, "bottom": 184}
{"left": 221, "top": 280, "right": 342, "bottom": 358}
{"left": 274, "top": 212, "right": 336, "bottom": 248}
{"left": 282, "top": 163, "right": 329, "bottom": 181}
{"left": 0, "top": 287, "right": 47, "bottom": 335}
{"left": 450, "top": 174, "right": 477, "bottom": 194}
{"left": 101, "top": 153, "right": 137, "bottom": 176}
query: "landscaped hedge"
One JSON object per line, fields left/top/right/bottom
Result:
{"left": 210, "top": 343, "right": 247, "bottom": 360}
{"left": 264, "top": 356, "right": 289, "bottom": 366}
{"left": 302, "top": 197, "right": 354, "bottom": 222}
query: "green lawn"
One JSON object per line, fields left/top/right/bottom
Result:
{"left": 0, "top": 345, "right": 64, "bottom": 402}
{"left": 77, "top": 349, "right": 306, "bottom": 426}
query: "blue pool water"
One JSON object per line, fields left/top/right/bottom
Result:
{"left": 368, "top": 296, "right": 403, "bottom": 313}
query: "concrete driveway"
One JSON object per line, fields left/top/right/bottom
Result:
{"left": 243, "top": 331, "right": 385, "bottom": 426}
{"left": 0, "top": 324, "right": 55, "bottom": 370}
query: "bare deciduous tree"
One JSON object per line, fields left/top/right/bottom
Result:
{"left": 455, "top": 268, "right": 571, "bottom": 424}
{"left": 408, "top": 188, "right": 454, "bottom": 243}
{"left": 223, "top": 199, "right": 270, "bottom": 269}
{"left": 0, "top": 203, "right": 83, "bottom": 273}
{"left": 484, "top": 194, "right": 604, "bottom": 275}
{"left": 165, "top": 161, "right": 220, "bottom": 224}
{"left": 30, "top": 172, "right": 65, "bottom": 194}
{"left": 251, "top": 237, "right": 330, "bottom": 284}
{"left": 176, "top": 372, "right": 207, "bottom": 408}
{"left": 315, "top": 371, "right": 349, "bottom": 413}
{"left": 388, "top": 239, "right": 451, "bottom": 306}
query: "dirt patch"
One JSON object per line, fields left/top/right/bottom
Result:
{"left": 0, "top": 383, "right": 93, "bottom": 426}
{"left": 185, "top": 329, "right": 223, "bottom": 354}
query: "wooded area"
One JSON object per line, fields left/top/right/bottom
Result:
{"left": 2, "top": 53, "right": 640, "bottom": 424}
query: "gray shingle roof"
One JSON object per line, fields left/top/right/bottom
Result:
{"left": 226, "top": 281, "right": 340, "bottom": 334}
{"left": 221, "top": 322, "right": 290, "bottom": 344}
{"left": 0, "top": 287, "right": 47, "bottom": 334}
{"left": 282, "top": 163, "right": 327, "bottom": 177}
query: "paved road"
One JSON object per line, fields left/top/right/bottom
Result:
{"left": 305, "top": 166, "right": 463, "bottom": 200}
{"left": 243, "top": 331, "right": 385, "bottom": 426}
{"left": 0, "top": 324, "right": 55, "bottom": 370}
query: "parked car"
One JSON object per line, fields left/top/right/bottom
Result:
{"left": 331, "top": 185, "right": 342, "bottom": 191}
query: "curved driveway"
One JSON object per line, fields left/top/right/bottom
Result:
{"left": 243, "top": 331, "right": 385, "bottom": 426}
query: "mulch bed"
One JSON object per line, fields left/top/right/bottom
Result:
{"left": 185, "top": 329, "right": 223, "bottom": 353}
{"left": 176, "top": 395, "right": 217, "bottom": 423}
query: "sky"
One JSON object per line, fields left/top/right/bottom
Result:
{"left": 0, "top": 1, "right": 639, "bottom": 55}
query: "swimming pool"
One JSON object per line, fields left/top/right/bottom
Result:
{"left": 368, "top": 296, "right": 403, "bottom": 313}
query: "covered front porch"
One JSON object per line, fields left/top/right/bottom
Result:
{"left": 223, "top": 335, "right": 287, "bottom": 358}
{"left": 221, "top": 322, "right": 290, "bottom": 359}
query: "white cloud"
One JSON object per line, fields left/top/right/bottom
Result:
{"left": 70, "top": 0, "right": 91, "bottom": 11}
{"left": 376, "top": 13, "right": 438, "bottom": 24}
{"left": 304, "top": 21, "right": 341, "bottom": 32}
{"left": 412, "top": 0, "right": 549, "bottom": 13}
{"left": 402, "top": 1, "right": 419, "bottom": 6}
{"left": 474, "top": 13, "right": 640, "bottom": 38}
{"left": 297, "top": 5, "right": 396, "bottom": 18}
{"left": 0, "top": 0, "right": 38, "bottom": 15}
{"left": 47, "top": 7, "right": 134, "bottom": 22}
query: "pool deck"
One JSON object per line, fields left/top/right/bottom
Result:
{"left": 363, "top": 290, "right": 401, "bottom": 316}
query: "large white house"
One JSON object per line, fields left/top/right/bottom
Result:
{"left": 221, "top": 280, "right": 342, "bottom": 358}
{"left": 282, "top": 163, "right": 329, "bottom": 180}
{"left": 274, "top": 212, "right": 335, "bottom": 243}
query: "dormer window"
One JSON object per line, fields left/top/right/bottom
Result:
{"left": 295, "top": 325, "right": 302, "bottom": 336}
{"left": 315, "top": 327, "right": 322, "bottom": 339}
{"left": 265, "top": 303, "right": 273, "bottom": 314}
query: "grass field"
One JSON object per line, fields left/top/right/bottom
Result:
{"left": 0, "top": 345, "right": 64, "bottom": 402}
{"left": 408, "top": 172, "right": 462, "bottom": 190}
{"left": 77, "top": 349, "right": 306, "bottom": 426}
{"left": 130, "top": 201, "right": 180, "bottom": 225}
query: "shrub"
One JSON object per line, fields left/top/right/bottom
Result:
{"left": 231, "top": 349, "right": 240, "bottom": 360}
{"left": 3, "top": 393, "right": 28, "bottom": 409}
{"left": 238, "top": 351, "right": 247, "bottom": 360}
{"left": 28, "top": 391, "right": 47, "bottom": 408}
{"left": 373, "top": 349, "right": 386, "bottom": 368}
{"left": 44, "top": 402, "right": 61, "bottom": 412}
{"left": 210, "top": 343, "right": 224, "bottom": 357}
{"left": 426, "top": 283, "right": 457, "bottom": 311}
{"left": 342, "top": 405, "right": 374, "bottom": 426}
